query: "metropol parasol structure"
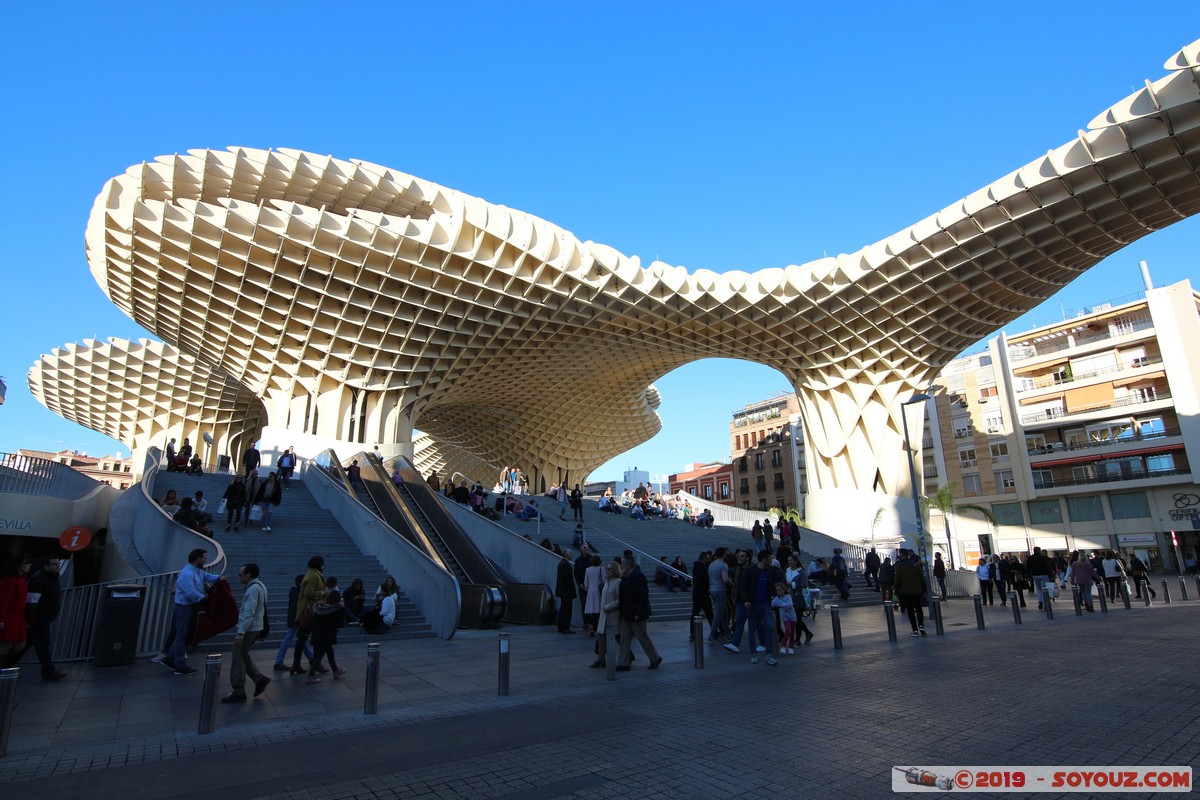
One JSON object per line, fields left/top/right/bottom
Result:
{"left": 30, "top": 39, "right": 1200, "bottom": 539}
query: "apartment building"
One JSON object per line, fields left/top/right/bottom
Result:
{"left": 923, "top": 278, "right": 1200, "bottom": 572}
{"left": 729, "top": 393, "right": 805, "bottom": 514}
{"left": 668, "top": 462, "right": 735, "bottom": 506}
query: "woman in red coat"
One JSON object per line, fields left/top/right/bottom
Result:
{"left": 0, "top": 555, "right": 32, "bottom": 666}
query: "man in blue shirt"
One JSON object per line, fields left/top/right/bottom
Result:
{"left": 163, "top": 548, "right": 219, "bottom": 675}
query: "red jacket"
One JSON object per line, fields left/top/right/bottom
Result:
{"left": 0, "top": 575, "right": 28, "bottom": 643}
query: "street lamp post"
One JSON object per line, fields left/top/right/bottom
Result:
{"left": 901, "top": 392, "right": 934, "bottom": 597}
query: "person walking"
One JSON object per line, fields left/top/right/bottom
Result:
{"left": 290, "top": 556, "right": 326, "bottom": 675}
{"left": 161, "top": 548, "right": 219, "bottom": 675}
{"left": 273, "top": 575, "right": 315, "bottom": 671}
{"left": 222, "top": 474, "right": 247, "bottom": 532}
{"left": 0, "top": 555, "right": 32, "bottom": 668}
{"left": 223, "top": 562, "right": 270, "bottom": 702}
{"left": 1067, "top": 551, "right": 1103, "bottom": 612}
{"left": 242, "top": 442, "right": 261, "bottom": 478}
{"left": 569, "top": 484, "right": 584, "bottom": 522}
{"left": 932, "top": 553, "right": 948, "bottom": 600}
{"left": 615, "top": 557, "right": 662, "bottom": 671}
{"left": 736, "top": 551, "right": 781, "bottom": 665}
{"left": 306, "top": 578, "right": 347, "bottom": 684}
{"left": 278, "top": 447, "right": 296, "bottom": 489}
{"left": 555, "top": 549, "right": 577, "bottom": 633}
{"left": 591, "top": 560, "right": 622, "bottom": 668}
{"left": 975, "top": 557, "right": 995, "bottom": 605}
{"left": 864, "top": 548, "right": 881, "bottom": 589}
{"left": 895, "top": 548, "right": 928, "bottom": 636}
{"left": 19, "top": 557, "right": 67, "bottom": 680}
{"left": 1027, "top": 546, "right": 1053, "bottom": 610}
{"left": 690, "top": 551, "right": 713, "bottom": 640}
{"left": 707, "top": 547, "right": 732, "bottom": 644}
{"left": 255, "top": 472, "right": 283, "bottom": 532}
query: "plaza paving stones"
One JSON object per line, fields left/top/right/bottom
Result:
{"left": 2, "top": 596, "right": 1197, "bottom": 798}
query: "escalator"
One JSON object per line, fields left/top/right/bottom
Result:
{"left": 362, "top": 454, "right": 552, "bottom": 626}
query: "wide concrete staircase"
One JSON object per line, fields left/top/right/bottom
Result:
{"left": 151, "top": 471, "right": 437, "bottom": 650}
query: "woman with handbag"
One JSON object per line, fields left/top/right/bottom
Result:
{"left": 590, "top": 561, "right": 622, "bottom": 668}
{"left": 1101, "top": 550, "right": 1126, "bottom": 602}
{"left": 306, "top": 577, "right": 347, "bottom": 684}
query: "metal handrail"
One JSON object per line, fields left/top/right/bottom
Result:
{"left": 1021, "top": 390, "right": 1171, "bottom": 425}
{"left": 1015, "top": 357, "right": 1163, "bottom": 392}
{"left": 1033, "top": 465, "right": 1190, "bottom": 489}
{"left": 1026, "top": 428, "right": 1181, "bottom": 456}
{"left": 307, "top": 450, "right": 461, "bottom": 639}
{"left": 134, "top": 448, "right": 227, "bottom": 576}
{"left": 0, "top": 451, "right": 101, "bottom": 499}
{"left": 52, "top": 571, "right": 179, "bottom": 662}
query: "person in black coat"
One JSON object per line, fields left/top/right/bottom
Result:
{"left": 555, "top": 550, "right": 577, "bottom": 633}
{"left": 615, "top": 557, "right": 661, "bottom": 670}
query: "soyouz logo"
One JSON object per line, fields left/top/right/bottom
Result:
{"left": 892, "top": 766, "right": 1192, "bottom": 793}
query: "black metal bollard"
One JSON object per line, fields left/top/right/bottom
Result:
{"left": 1194, "top": 575, "right": 1200, "bottom": 599}
{"left": 1120, "top": 581, "right": 1132, "bottom": 609}
{"left": 692, "top": 616, "right": 705, "bottom": 668}
{"left": 364, "top": 642, "right": 380, "bottom": 715}
{"left": 197, "top": 654, "right": 222, "bottom": 735}
{"left": 1009, "top": 592, "right": 1022, "bottom": 624}
{"left": 497, "top": 632, "right": 511, "bottom": 696}
{"left": 1097, "top": 585, "right": 1108, "bottom": 613}
{"left": 972, "top": 595, "right": 986, "bottom": 630}
{"left": 930, "top": 597, "right": 945, "bottom": 635}
{"left": 1071, "top": 585, "right": 1083, "bottom": 616}
{"left": 1179, "top": 576, "right": 1189, "bottom": 601}
{"left": 831, "top": 606, "right": 843, "bottom": 650}
{"left": 1141, "top": 581, "right": 1152, "bottom": 607}
{"left": 1044, "top": 593, "right": 1055, "bottom": 619}
{"left": 0, "top": 667, "right": 17, "bottom": 757}
{"left": 1161, "top": 579, "right": 1172, "bottom": 605}
{"left": 884, "top": 603, "right": 898, "bottom": 641}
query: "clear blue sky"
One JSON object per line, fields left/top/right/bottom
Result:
{"left": 1, "top": 3, "right": 1198, "bottom": 481}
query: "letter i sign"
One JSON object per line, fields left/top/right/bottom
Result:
{"left": 59, "top": 525, "right": 92, "bottom": 552}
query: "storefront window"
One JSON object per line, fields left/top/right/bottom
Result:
{"left": 1067, "top": 495, "right": 1105, "bottom": 522}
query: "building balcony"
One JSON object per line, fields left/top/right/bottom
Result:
{"left": 1027, "top": 428, "right": 1182, "bottom": 460}
{"left": 923, "top": 465, "right": 939, "bottom": 478}
{"left": 1020, "top": 390, "right": 1171, "bottom": 426}
{"left": 1014, "top": 357, "right": 1163, "bottom": 395}
{"left": 1008, "top": 315, "right": 1153, "bottom": 363}
{"left": 1032, "top": 465, "right": 1190, "bottom": 490}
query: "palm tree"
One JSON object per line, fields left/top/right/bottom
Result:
{"left": 920, "top": 481, "right": 995, "bottom": 570}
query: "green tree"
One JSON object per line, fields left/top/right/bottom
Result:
{"left": 920, "top": 481, "right": 995, "bottom": 570}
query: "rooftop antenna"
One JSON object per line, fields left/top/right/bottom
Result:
{"left": 1139, "top": 260, "right": 1153, "bottom": 291}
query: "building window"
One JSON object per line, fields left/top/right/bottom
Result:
{"left": 958, "top": 447, "right": 977, "bottom": 468}
{"left": 1028, "top": 499, "right": 1063, "bottom": 523}
{"left": 758, "top": 498, "right": 768, "bottom": 511}
{"left": 738, "top": 457, "right": 748, "bottom": 473}
{"left": 771, "top": 449, "right": 782, "bottom": 468}
{"left": 1110, "top": 492, "right": 1151, "bottom": 519}
{"left": 962, "top": 473, "right": 982, "bottom": 496}
{"left": 1026, "top": 434, "right": 1047, "bottom": 454}
{"left": 993, "top": 469, "right": 1015, "bottom": 492}
{"left": 991, "top": 502, "right": 1024, "bottom": 526}
{"left": 773, "top": 473, "right": 785, "bottom": 490}
{"left": 984, "top": 414, "right": 1003, "bottom": 434}
{"left": 754, "top": 453, "right": 765, "bottom": 470}
{"left": 777, "top": 497, "right": 785, "bottom": 509}
{"left": 1139, "top": 417, "right": 1165, "bottom": 437}
{"left": 756, "top": 477, "right": 767, "bottom": 491}
{"left": 953, "top": 418, "right": 973, "bottom": 439}
{"left": 979, "top": 386, "right": 998, "bottom": 402}
{"left": 740, "top": 479, "right": 750, "bottom": 493}
{"left": 703, "top": 484, "right": 713, "bottom": 500}
{"left": 1147, "top": 453, "right": 1175, "bottom": 475}
{"left": 1071, "top": 464, "right": 1095, "bottom": 483}
{"left": 1065, "top": 429, "right": 1087, "bottom": 449}
{"left": 742, "top": 501, "right": 751, "bottom": 510}
{"left": 1031, "top": 469, "right": 1053, "bottom": 489}
{"left": 1067, "top": 495, "right": 1105, "bottom": 522}
{"left": 989, "top": 442, "right": 1009, "bottom": 462}
{"left": 720, "top": 482, "right": 730, "bottom": 499}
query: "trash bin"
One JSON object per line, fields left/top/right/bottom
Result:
{"left": 93, "top": 584, "right": 146, "bottom": 667}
